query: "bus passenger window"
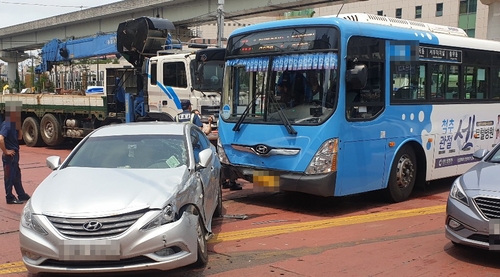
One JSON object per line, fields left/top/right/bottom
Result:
{"left": 430, "top": 64, "right": 458, "bottom": 100}
{"left": 464, "top": 66, "right": 488, "bottom": 100}
{"left": 492, "top": 68, "right": 500, "bottom": 100}
{"left": 391, "top": 63, "right": 425, "bottom": 101}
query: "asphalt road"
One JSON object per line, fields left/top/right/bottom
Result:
{"left": 1, "top": 142, "right": 499, "bottom": 277}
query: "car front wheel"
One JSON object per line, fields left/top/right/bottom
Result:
{"left": 193, "top": 217, "right": 208, "bottom": 267}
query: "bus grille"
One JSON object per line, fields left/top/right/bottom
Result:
{"left": 46, "top": 210, "right": 147, "bottom": 239}
{"left": 474, "top": 197, "right": 500, "bottom": 219}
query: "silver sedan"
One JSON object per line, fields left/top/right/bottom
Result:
{"left": 19, "top": 122, "right": 223, "bottom": 274}
{"left": 445, "top": 143, "right": 500, "bottom": 250}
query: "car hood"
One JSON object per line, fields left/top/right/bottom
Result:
{"left": 461, "top": 162, "right": 500, "bottom": 192}
{"left": 31, "top": 166, "right": 188, "bottom": 217}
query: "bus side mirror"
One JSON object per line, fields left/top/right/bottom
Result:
{"left": 346, "top": 64, "right": 367, "bottom": 90}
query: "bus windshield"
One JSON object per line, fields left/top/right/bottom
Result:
{"left": 221, "top": 27, "right": 339, "bottom": 126}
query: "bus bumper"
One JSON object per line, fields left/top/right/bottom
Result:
{"left": 221, "top": 163, "right": 337, "bottom": 197}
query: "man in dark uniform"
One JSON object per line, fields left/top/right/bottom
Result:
{"left": 174, "top": 99, "right": 203, "bottom": 128}
{"left": 0, "top": 101, "right": 30, "bottom": 204}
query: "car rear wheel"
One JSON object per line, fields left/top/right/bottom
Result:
{"left": 193, "top": 217, "right": 208, "bottom": 267}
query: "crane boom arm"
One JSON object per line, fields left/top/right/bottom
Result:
{"left": 35, "top": 33, "right": 118, "bottom": 74}
{"left": 36, "top": 16, "right": 176, "bottom": 73}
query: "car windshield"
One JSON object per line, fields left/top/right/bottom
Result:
{"left": 489, "top": 146, "right": 500, "bottom": 163}
{"left": 65, "top": 135, "right": 188, "bottom": 169}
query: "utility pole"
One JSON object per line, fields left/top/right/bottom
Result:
{"left": 31, "top": 55, "right": 34, "bottom": 90}
{"left": 216, "top": 0, "right": 225, "bottom": 48}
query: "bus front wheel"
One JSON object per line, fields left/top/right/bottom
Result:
{"left": 386, "top": 145, "right": 416, "bottom": 202}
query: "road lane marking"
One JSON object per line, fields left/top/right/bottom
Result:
{"left": 209, "top": 205, "right": 446, "bottom": 243}
{"left": 0, "top": 262, "right": 25, "bottom": 274}
{"left": 0, "top": 204, "right": 446, "bottom": 275}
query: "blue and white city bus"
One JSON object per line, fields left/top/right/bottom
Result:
{"left": 217, "top": 13, "right": 500, "bottom": 202}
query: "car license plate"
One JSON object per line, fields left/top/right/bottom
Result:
{"left": 489, "top": 219, "right": 500, "bottom": 250}
{"left": 59, "top": 239, "right": 121, "bottom": 261}
{"left": 253, "top": 170, "right": 279, "bottom": 192}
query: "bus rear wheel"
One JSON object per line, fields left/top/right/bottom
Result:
{"left": 40, "top": 113, "right": 64, "bottom": 146}
{"left": 386, "top": 145, "right": 416, "bottom": 202}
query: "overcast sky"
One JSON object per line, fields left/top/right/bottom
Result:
{"left": 0, "top": 0, "right": 122, "bottom": 28}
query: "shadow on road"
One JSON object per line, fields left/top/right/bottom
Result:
{"left": 443, "top": 242, "right": 500, "bottom": 269}
{"left": 223, "top": 176, "right": 455, "bottom": 218}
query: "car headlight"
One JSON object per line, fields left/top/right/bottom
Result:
{"left": 217, "top": 138, "right": 230, "bottom": 164}
{"left": 450, "top": 179, "right": 469, "bottom": 206}
{"left": 305, "top": 138, "right": 338, "bottom": 175}
{"left": 141, "top": 204, "right": 176, "bottom": 231}
{"left": 21, "top": 201, "right": 48, "bottom": 235}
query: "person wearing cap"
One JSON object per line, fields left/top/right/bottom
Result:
{"left": 0, "top": 101, "right": 30, "bottom": 204}
{"left": 174, "top": 99, "right": 203, "bottom": 128}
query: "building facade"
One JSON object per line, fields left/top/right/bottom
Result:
{"left": 317, "top": 0, "right": 488, "bottom": 38}
{"left": 193, "top": 0, "right": 490, "bottom": 41}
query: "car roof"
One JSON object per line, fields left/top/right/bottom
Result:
{"left": 91, "top": 122, "right": 187, "bottom": 137}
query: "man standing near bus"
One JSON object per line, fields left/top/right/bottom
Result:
{"left": 0, "top": 101, "right": 30, "bottom": 204}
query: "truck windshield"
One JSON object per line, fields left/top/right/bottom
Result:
{"left": 191, "top": 60, "right": 225, "bottom": 92}
{"left": 221, "top": 54, "right": 338, "bottom": 125}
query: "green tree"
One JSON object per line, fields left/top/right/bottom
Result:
{"left": 14, "top": 69, "right": 25, "bottom": 92}
{"left": 35, "top": 72, "right": 54, "bottom": 92}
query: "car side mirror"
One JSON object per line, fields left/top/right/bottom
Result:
{"left": 472, "top": 149, "right": 489, "bottom": 160}
{"left": 197, "top": 148, "right": 213, "bottom": 169}
{"left": 46, "top": 156, "right": 61, "bottom": 170}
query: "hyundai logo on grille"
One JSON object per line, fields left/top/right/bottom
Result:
{"left": 83, "top": 220, "right": 103, "bottom": 232}
{"left": 254, "top": 144, "right": 270, "bottom": 155}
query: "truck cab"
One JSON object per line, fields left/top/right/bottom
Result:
{"left": 146, "top": 48, "right": 225, "bottom": 128}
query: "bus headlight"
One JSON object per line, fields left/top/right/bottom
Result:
{"left": 217, "top": 138, "right": 230, "bottom": 164}
{"left": 305, "top": 138, "right": 338, "bottom": 175}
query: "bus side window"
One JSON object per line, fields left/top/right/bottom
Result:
{"left": 346, "top": 89, "right": 361, "bottom": 119}
{"left": 492, "top": 67, "right": 500, "bottom": 100}
{"left": 346, "top": 36, "right": 385, "bottom": 120}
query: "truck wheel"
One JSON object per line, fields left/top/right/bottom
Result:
{"left": 40, "top": 113, "right": 64, "bottom": 146}
{"left": 385, "top": 145, "right": 417, "bottom": 203}
{"left": 22, "top": 117, "right": 43, "bottom": 147}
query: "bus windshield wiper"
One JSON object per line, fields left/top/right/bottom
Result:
{"left": 268, "top": 93, "right": 297, "bottom": 135}
{"left": 232, "top": 93, "right": 262, "bottom": 132}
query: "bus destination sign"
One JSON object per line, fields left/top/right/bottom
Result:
{"left": 419, "top": 46, "right": 462, "bottom": 63}
{"left": 238, "top": 30, "right": 316, "bottom": 55}
{"left": 227, "top": 27, "right": 339, "bottom": 56}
